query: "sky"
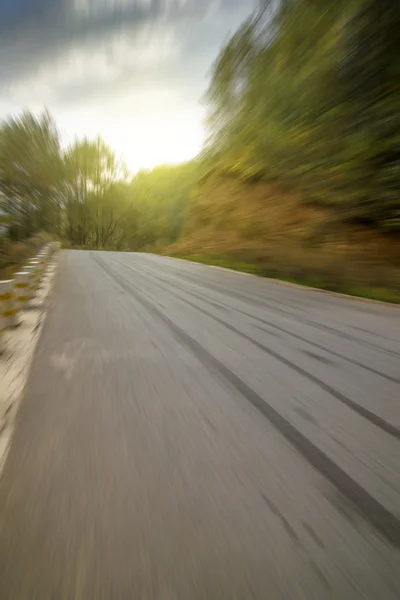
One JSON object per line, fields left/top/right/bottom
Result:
{"left": 0, "top": 0, "right": 257, "bottom": 173}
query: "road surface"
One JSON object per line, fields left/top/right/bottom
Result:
{"left": 0, "top": 250, "right": 399, "bottom": 599}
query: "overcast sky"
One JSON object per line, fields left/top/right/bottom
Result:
{"left": 0, "top": 0, "right": 257, "bottom": 172}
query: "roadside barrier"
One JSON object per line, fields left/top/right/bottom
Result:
{"left": 36, "top": 253, "right": 48, "bottom": 266}
{"left": 0, "top": 280, "right": 20, "bottom": 328}
{"left": 0, "top": 242, "right": 59, "bottom": 354}
{"left": 0, "top": 292, "right": 8, "bottom": 353}
{"left": 26, "top": 260, "right": 44, "bottom": 284}
{"left": 36, "top": 253, "right": 50, "bottom": 274}
{"left": 23, "top": 265, "right": 41, "bottom": 295}
{"left": 0, "top": 313, "right": 4, "bottom": 354}
{"left": 13, "top": 272, "right": 32, "bottom": 310}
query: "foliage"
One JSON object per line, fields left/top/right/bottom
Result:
{"left": 0, "top": 110, "right": 197, "bottom": 253}
{"left": 0, "top": 111, "right": 63, "bottom": 240}
{"left": 62, "top": 137, "right": 137, "bottom": 249}
{"left": 1, "top": 0, "right": 399, "bottom": 291}
{"left": 204, "top": 0, "right": 400, "bottom": 232}
{"left": 129, "top": 163, "right": 198, "bottom": 250}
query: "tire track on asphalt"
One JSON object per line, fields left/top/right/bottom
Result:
{"left": 138, "top": 257, "right": 398, "bottom": 355}
{"left": 145, "top": 255, "right": 398, "bottom": 320}
{"left": 112, "top": 256, "right": 400, "bottom": 437}
{"left": 250, "top": 323, "right": 399, "bottom": 383}
{"left": 120, "top": 258, "right": 399, "bottom": 383}
{"left": 92, "top": 252, "right": 400, "bottom": 548}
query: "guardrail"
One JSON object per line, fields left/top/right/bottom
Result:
{"left": 0, "top": 241, "right": 59, "bottom": 354}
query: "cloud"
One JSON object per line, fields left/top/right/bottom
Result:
{"left": 4, "top": 24, "right": 181, "bottom": 106}
{"left": 0, "top": 0, "right": 258, "bottom": 170}
{"left": 0, "top": 1, "right": 169, "bottom": 83}
{"left": 0, "top": 1, "right": 257, "bottom": 95}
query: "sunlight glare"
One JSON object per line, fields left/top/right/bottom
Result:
{"left": 59, "top": 106, "right": 204, "bottom": 174}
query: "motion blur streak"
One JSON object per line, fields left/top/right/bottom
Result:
{"left": 0, "top": 0, "right": 399, "bottom": 598}
{"left": 0, "top": 251, "right": 398, "bottom": 598}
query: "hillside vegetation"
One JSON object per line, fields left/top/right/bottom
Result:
{"left": 1, "top": 0, "right": 399, "bottom": 300}
{"left": 170, "top": 174, "right": 400, "bottom": 301}
{"left": 202, "top": 0, "right": 399, "bottom": 232}
{"left": 0, "top": 111, "right": 197, "bottom": 267}
{"left": 168, "top": 0, "right": 400, "bottom": 300}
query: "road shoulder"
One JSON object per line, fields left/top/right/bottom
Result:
{"left": 0, "top": 252, "right": 61, "bottom": 473}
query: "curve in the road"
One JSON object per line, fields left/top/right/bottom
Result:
{"left": 118, "top": 257, "right": 399, "bottom": 383}
{"left": 92, "top": 253, "right": 400, "bottom": 549}
{"left": 142, "top": 258, "right": 399, "bottom": 356}
{"left": 112, "top": 256, "right": 400, "bottom": 439}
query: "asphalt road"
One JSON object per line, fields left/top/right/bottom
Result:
{"left": 0, "top": 250, "right": 399, "bottom": 599}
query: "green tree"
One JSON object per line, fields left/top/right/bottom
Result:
{"left": 204, "top": 0, "right": 400, "bottom": 231}
{"left": 129, "top": 162, "right": 198, "bottom": 250}
{"left": 0, "top": 110, "right": 63, "bottom": 240}
{"left": 63, "top": 137, "right": 137, "bottom": 248}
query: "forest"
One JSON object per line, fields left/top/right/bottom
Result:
{"left": 1, "top": 0, "right": 399, "bottom": 299}
{"left": 0, "top": 110, "right": 197, "bottom": 252}
{"left": 202, "top": 0, "right": 399, "bottom": 232}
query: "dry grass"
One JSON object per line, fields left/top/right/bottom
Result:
{"left": 167, "top": 176, "right": 400, "bottom": 302}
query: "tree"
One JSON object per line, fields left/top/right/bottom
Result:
{"left": 63, "top": 137, "right": 137, "bottom": 248}
{"left": 0, "top": 110, "right": 63, "bottom": 240}
{"left": 204, "top": 0, "right": 400, "bottom": 231}
{"left": 129, "top": 163, "right": 198, "bottom": 250}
